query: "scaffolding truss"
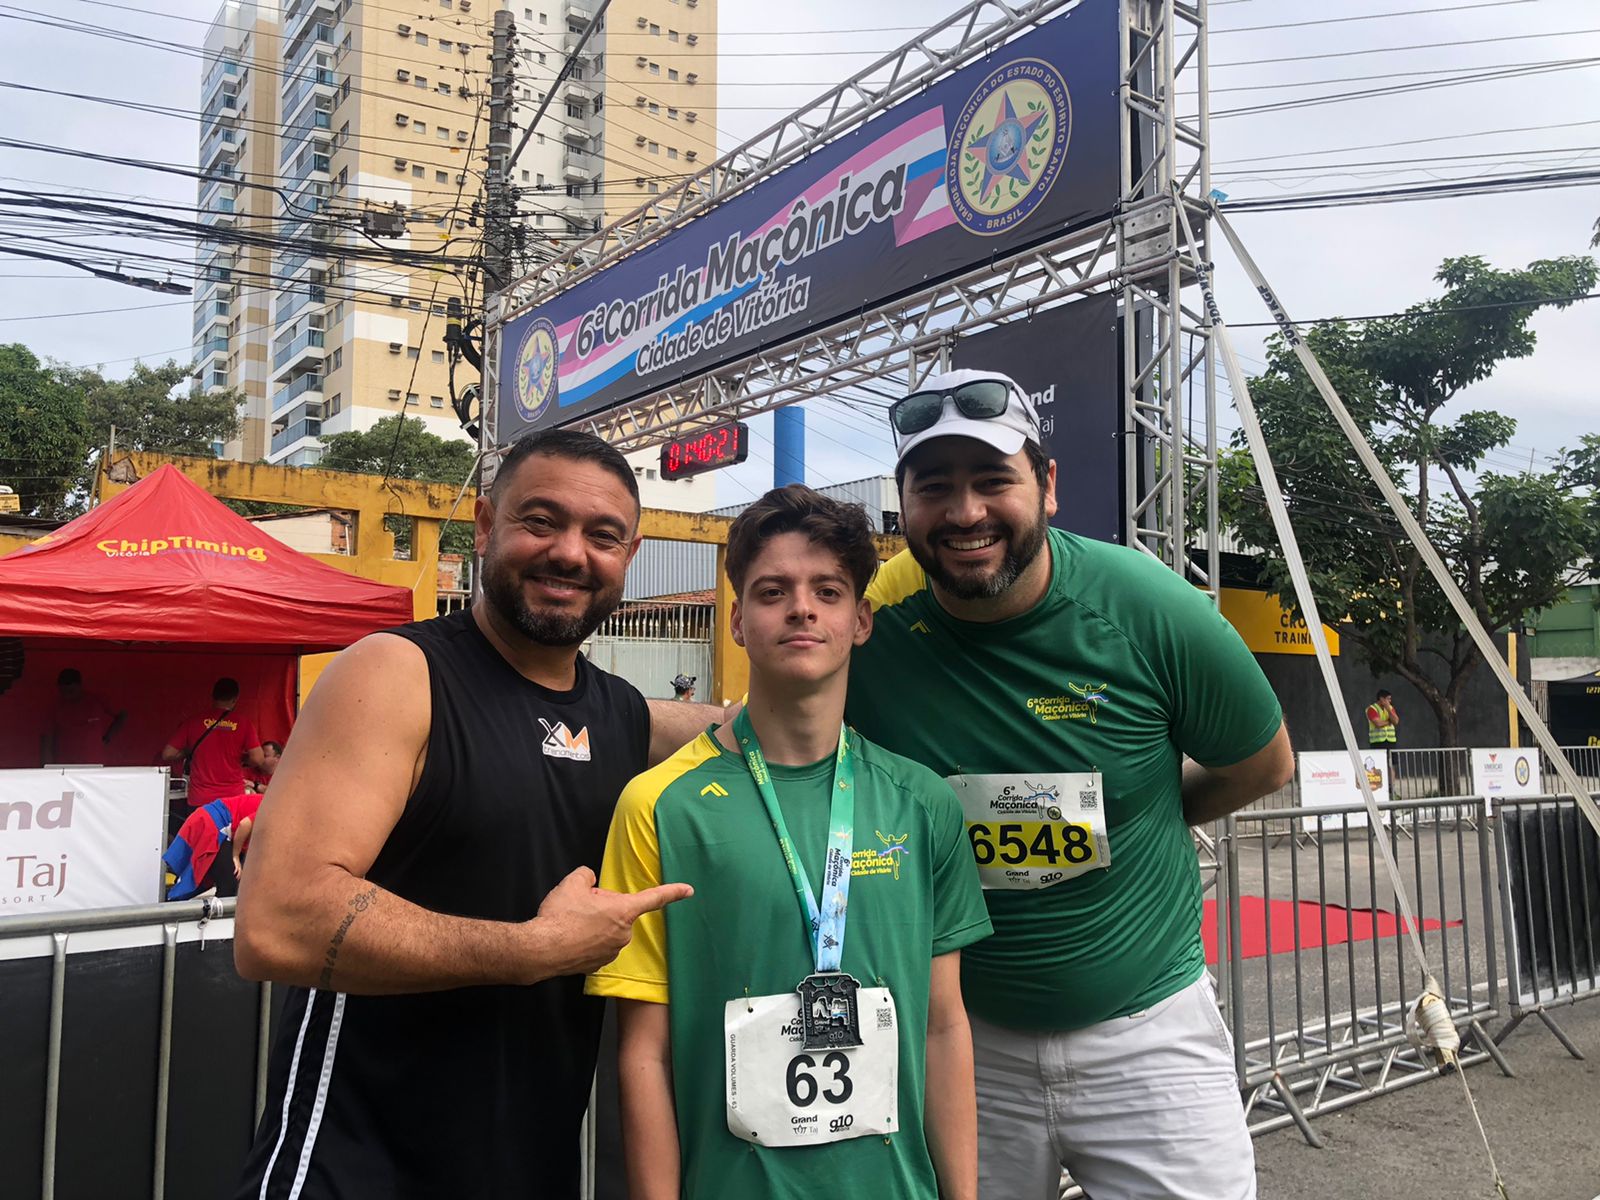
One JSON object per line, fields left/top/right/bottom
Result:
{"left": 484, "top": 0, "right": 1216, "bottom": 577}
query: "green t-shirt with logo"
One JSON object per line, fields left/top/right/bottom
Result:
{"left": 847, "top": 528, "right": 1282, "bottom": 1031}
{"left": 587, "top": 730, "right": 991, "bottom": 1200}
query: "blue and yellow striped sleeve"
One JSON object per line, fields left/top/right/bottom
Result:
{"left": 585, "top": 736, "right": 717, "bottom": 1004}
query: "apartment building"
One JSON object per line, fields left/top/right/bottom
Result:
{"left": 193, "top": 0, "right": 719, "bottom": 495}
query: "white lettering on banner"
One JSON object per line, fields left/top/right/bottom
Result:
{"left": 0, "top": 769, "right": 166, "bottom": 914}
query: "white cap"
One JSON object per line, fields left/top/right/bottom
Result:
{"left": 892, "top": 369, "right": 1043, "bottom": 465}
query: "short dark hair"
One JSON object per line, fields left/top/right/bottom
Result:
{"left": 725, "top": 485, "right": 879, "bottom": 599}
{"left": 57, "top": 668, "right": 82, "bottom": 686}
{"left": 894, "top": 438, "right": 1051, "bottom": 492}
{"left": 262, "top": 740, "right": 284, "bottom": 755}
{"left": 213, "top": 677, "right": 240, "bottom": 703}
{"left": 491, "top": 429, "right": 640, "bottom": 511}
{"left": 1376, "top": 689, "right": 1393, "bottom": 701}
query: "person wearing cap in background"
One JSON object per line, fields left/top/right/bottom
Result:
{"left": 671, "top": 674, "right": 697, "bottom": 702}
{"left": 843, "top": 369, "right": 1295, "bottom": 1200}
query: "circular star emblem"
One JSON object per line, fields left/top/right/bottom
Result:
{"left": 513, "top": 317, "right": 559, "bottom": 424}
{"left": 947, "top": 57, "right": 1072, "bottom": 237}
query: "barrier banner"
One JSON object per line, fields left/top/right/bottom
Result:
{"left": 498, "top": 0, "right": 1120, "bottom": 437}
{"left": 1469, "top": 747, "right": 1542, "bottom": 817}
{"left": 0, "top": 768, "right": 165, "bottom": 914}
{"left": 1299, "top": 750, "right": 1391, "bottom": 832}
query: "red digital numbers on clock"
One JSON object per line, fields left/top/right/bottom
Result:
{"left": 660, "top": 421, "right": 749, "bottom": 480}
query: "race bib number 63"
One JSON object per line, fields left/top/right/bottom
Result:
{"left": 947, "top": 772, "right": 1110, "bottom": 890}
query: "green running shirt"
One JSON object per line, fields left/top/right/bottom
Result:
{"left": 587, "top": 729, "right": 991, "bottom": 1200}
{"left": 847, "top": 528, "right": 1283, "bottom": 1032}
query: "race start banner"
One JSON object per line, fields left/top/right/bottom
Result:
{"left": 0, "top": 768, "right": 165, "bottom": 915}
{"left": 499, "top": 0, "right": 1120, "bottom": 437}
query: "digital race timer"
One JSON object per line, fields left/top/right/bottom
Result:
{"left": 660, "top": 421, "right": 751, "bottom": 480}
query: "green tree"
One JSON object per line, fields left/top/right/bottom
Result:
{"left": 1217, "top": 254, "right": 1598, "bottom": 745}
{"left": 0, "top": 343, "right": 89, "bottom": 517}
{"left": 63, "top": 360, "right": 243, "bottom": 462}
{"left": 318, "top": 415, "right": 477, "bottom": 556}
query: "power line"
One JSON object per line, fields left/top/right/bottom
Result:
{"left": 1221, "top": 166, "right": 1600, "bottom": 211}
{"left": 1212, "top": 26, "right": 1600, "bottom": 70}
{"left": 1214, "top": 0, "right": 1539, "bottom": 36}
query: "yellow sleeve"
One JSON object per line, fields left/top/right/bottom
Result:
{"left": 585, "top": 771, "right": 671, "bottom": 1004}
{"left": 865, "top": 547, "right": 927, "bottom": 613}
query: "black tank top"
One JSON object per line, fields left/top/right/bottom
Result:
{"left": 235, "top": 608, "right": 650, "bottom": 1200}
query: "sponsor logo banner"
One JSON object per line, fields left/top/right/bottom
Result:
{"left": 1298, "top": 750, "right": 1390, "bottom": 833}
{"left": 499, "top": 0, "right": 1119, "bottom": 436}
{"left": 1470, "top": 748, "right": 1543, "bottom": 816}
{"left": 0, "top": 768, "right": 165, "bottom": 915}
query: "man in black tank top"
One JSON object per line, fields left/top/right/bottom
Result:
{"left": 232, "top": 431, "right": 714, "bottom": 1200}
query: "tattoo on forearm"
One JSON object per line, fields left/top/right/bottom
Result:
{"left": 319, "top": 886, "right": 378, "bottom": 990}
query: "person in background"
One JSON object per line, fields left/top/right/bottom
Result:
{"left": 247, "top": 740, "right": 282, "bottom": 793}
{"left": 1366, "top": 689, "right": 1399, "bottom": 748}
{"left": 671, "top": 673, "right": 697, "bottom": 703}
{"left": 163, "top": 791, "right": 263, "bottom": 901}
{"left": 161, "top": 677, "right": 264, "bottom": 836}
{"left": 42, "top": 667, "right": 126, "bottom": 765}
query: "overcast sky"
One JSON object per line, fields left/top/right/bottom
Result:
{"left": 1, "top": 0, "right": 1595, "bottom": 505}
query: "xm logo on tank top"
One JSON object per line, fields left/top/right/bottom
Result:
{"left": 538, "top": 718, "right": 591, "bottom": 761}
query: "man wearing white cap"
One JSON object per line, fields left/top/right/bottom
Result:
{"left": 844, "top": 369, "right": 1294, "bottom": 1200}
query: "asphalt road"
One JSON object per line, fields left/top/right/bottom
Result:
{"left": 1253, "top": 994, "right": 1600, "bottom": 1200}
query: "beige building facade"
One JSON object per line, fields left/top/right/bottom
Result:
{"left": 195, "top": 0, "right": 719, "bottom": 503}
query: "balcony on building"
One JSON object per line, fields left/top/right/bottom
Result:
{"left": 284, "top": 145, "right": 332, "bottom": 188}
{"left": 192, "top": 295, "right": 231, "bottom": 337}
{"left": 270, "top": 372, "right": 324, "bottom": 421}
{"left": 563, "top": 148, "right": 598, "bottom": 183}
{"left": 561, "top": 30, "right": 593, "bottom": 57}
{"left": 280, "top": 101, "right": 334, "bottom": 167}
{"left": 201, "top": 83, "right": 240, "bottom": 127}
{"left": 281, "top": 59, "right": 336, "bottom": 125}
{"left": 281, "top": 0, "right": 337, "bottom": 46}
{"left": 201, "top": 125, "right": 239, "bottom": 172}
{"left": 273, "top": 275, "right": 327, "bottom": 327}
{"left": 562, "top": 113, "right": 594, "bottom": 143}
{"left": 271, "top": 325, "right": 326, "bottom": 378}
{"left": 563, "top": 0, "right": 594, "bottom": 29}
{"left": 195, "top": 328, "right": 229, "bottom": 361}
{"left": 200, "top": 56, "right": 238, "bottom": 106}
{"left": 562, "top": 77, "right": 597, "bottom": 107}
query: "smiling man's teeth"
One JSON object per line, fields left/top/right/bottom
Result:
{"left": 948, "top": 536, "right": 999, "bottom": 551}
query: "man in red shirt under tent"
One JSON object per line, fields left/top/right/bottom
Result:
{"left": 161, "top": 676, "right": 264, "bottom": 837}
{"left": 42, "top": 667, "right": 126, "bottom": 765}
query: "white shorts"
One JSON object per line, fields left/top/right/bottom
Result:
{"left": 971, "top": 974, "right": 1255, "bottom": 1200}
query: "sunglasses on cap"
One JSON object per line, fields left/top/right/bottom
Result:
{"left": 889, "top": 379, "right": 1016, "bottom": 437}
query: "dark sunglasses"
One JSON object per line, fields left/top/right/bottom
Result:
{"left": 890, "top": 380, "right": 1014, "bottom": 436}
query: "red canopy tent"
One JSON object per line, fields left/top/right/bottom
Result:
{"left": 0, "top": 465, "right": 416, "bottom": 769}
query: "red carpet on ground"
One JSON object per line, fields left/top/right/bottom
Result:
{"left": 1201, "top": 897, "right": 1458, "bottom": 963}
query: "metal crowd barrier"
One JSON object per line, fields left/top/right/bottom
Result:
{"left": 1216, "top": 796, "right": 1511, "bottom": 1143}
{"left": 0, "top": 897, "right": 270, "bottom": 1200}
{"left": 1492, "top": 793, "right": 1600, "bottom": 1059}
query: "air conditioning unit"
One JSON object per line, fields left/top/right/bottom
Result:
{"left": 396, "top": 69, "right": 410, "bottom": 81}
{"left": 635, "top": 134, "right": 647, "bottom": 146}
{"left": 636, "top": 15, "right": 647, "bottom": 26}
{"left": 388, "top": 388, "right": 402, "bottom": 399}
{"left": 634, "top": 95, "right": 646, "bottom": 107}
{"left": 456, "top": 130, "right": 468, "bottom": 142}
{"left": 686, "top": 33, "right": 699, "bottom": 45}
{"left": 395, "top": 113, "right": 409, "bottom": 126}
{"left": 393, "top": 157, "right": 407, "bottom": 169}
{"left": 686, "top": 111, "right": 698, "bottom": 123}
{"left": 686, "top": 0, "right": 697, "bottom": 7}
{"left": 459, "top": 43, "right": 470, "bottom": 54}
{"left": 457, "top": 85, "right": 471, "bottom": 98}
{"left": 459, "top": 0, "right": 470, "bottom": 10}
{"left": 686, "top": 72, "right": 698, "bottom": 84}
{"left": 685, "top": 150, "right": 697, "bottom": 161}
{"left": 456, "top": 174, "right": 467, "bottom": 184}
{"left": 398, "top": 23, "right": 411, "bottom": 35}
{"left": 635, "top": 56, "right": 647, "bottom": 67}
{"left": 389, "top": 342, "right": 402, "bottom": 354}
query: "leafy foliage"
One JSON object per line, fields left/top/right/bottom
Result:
{"left": 318, "top": 415, "right": 477, "bottom": 555}
{"left": 0, "top": 343, "right": 88, "bottom": 518}
{"left": 1217, "top": 254, "right": 1599, "bottom": 744}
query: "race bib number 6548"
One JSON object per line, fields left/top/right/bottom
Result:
{"left": 947, "top": 771, "right": 1110, "bottom": 890}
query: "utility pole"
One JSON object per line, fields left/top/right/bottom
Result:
{"left": 484, "top": 9, "right": 516, "bottom": 295}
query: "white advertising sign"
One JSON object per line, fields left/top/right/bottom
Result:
{"left": 0, "top": 768, "right": 166, "bottom": 915}
{"left": 1298, "top": 750, "right": 1391, "bottom": 833}
{"left": 1470, "top": 748, "right": 1543, "bottom": 816}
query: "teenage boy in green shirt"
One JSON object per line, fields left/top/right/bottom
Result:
{"left": 587, "top": 484, "right": 991, "bottom": 1200}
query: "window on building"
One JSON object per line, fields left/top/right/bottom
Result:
{"left": 415, "top": 75, "right": 428, "bottom": 88}
{"left": 430, "top": 396, "right": 444, "bottom": 408}
{"left": 328, "top": 393, "right": 342, "bottom": 416}
{"left": 439, "top": 0, "right": 451, "bottom": 8}
{"left": 648, "top": 141, "right": 658, "bottom": 154}
{"left": 440, "top": 39, "right": 452, "bottom": 51}
{"left": 668, "top": 68, "right": 679, "bottom": 81}
{"left": 339, "top": 76, "right": 351, "bottom": 102}
{"left": 649, "top": 22, "right": 660, "bottom": 34}
{"left": 336, "top": 166, "right": 348, "bottom": 189}
{"left": 407, "top": 346, "right": 420, "bottom": 359}
{"left": 536, "top": 172, "right": 545, "bottom": 186}
{"left": 412, "top": 164, "right": 424, "bottom": 177}
{"left": 566, "top": 101, "right": 584, "bottom": 119}
{"left": 431, "top": 303, "right": 445, "bottom": 316}
{"left": 537, "top": 132, "right": 545, "bottom": 144}
{"left": 416, "top": 32, "right": 429, "bottom": 46}
{"left": 520, "top": 169, "right": 530, "bottom": 181}
{"left": 437, "top": 127, "right": 449, "bottom": 140}
{"left": 331, "top": 302, "right": 345, "bottom": 324}
{"left": 539, "top": 11, "right": 547, "bottom": 22}
{"left": 330, "top": 347, "right": 343, "bottom": 369}
{"left": 436, "top": 170, "right": 448, "bottom": 182}
{"left": 407, "top": 392, "right": 419, "bottom": 405}
{"left": 648, "top": 181, "right": 659, "bottom": 193}
{"left": 409, "top": 300, "right": 422, "bottom": 310}
{"left": 538, "top": 51, "right": 547, "bottom": 63}
{"left": 415, "top": 122, "right": 427, "bottom": 134}
{"left": 667, "top": 146, "right": 678, "bottom": 160}
{"left": 648, "top": 101, "right": 660, "bottom": 113}
{"left": 648, "top": 61, "right": 659, "bottom": 74}
{"left": 668, "top": 28, "right": 679, "bottom": 41}
{"left": 438, "top": 82, "right": 452, "bottom": 94}
{"left": 667, "top": 106, "right": 678, "bottom": 120}
{"left": 431, "top": 350, "right": 445, "bottom": 363}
